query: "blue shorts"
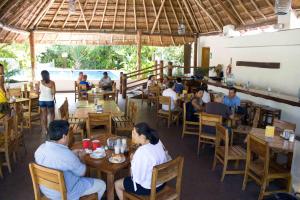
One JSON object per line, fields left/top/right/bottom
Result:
{"left": 123, "top": 176, "right": 165, "bottom": 196}
{"left": 39, "top": 101, "right": 55, "bottom": 108}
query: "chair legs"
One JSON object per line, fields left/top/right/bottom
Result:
{"left": 242, "top": 168, "right": 249, "bottom": 191}
{"left": 221, "top": 160, "right": 228, "bottom": 182}
{"left": 258, "top": 178, "right": 267, "bottom": 200}
{"left": 212, "top": 155, "right": 217, "bottom": 171}
{"left": 5, "top": 151, "right": 12, "bottom": 173}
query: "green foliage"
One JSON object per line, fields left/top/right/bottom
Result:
{"left": 38, "top": 45, "right": 184, "bottom": 73}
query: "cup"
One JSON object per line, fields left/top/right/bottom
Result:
{"left": 120, "top": 145, "right": 126, "bottom": 154}
{"left": 283, "top": 130, "right": 290, "bottom": 140}
{"left": 114, "top": 145, "right": 120, "bottom": 154}
{"left": 122, "top": 138, "right": 127, "bottom": 146}
{"left": 116, "top": 139, "right": 121, "bottom": 146}
{"left": 92, "top": 140, "right": 101, "bottom": 150}
{"left": 82, "top": 139, "right": 91, "bottom": 149}
{"left": 289, "top": 134, "right": 295, "bottom": 142}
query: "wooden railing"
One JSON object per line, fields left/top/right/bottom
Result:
{"left": 120, "top": 60, "right": 197, "bottom": 98}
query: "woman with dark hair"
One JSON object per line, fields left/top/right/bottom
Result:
{"left": 114, "top": 123, "right": 169, "bottom": 200}
{"left": 37, "top": 70, "right": 56, "bottom": 134}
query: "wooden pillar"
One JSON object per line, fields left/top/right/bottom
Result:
{"left": 184, "top": 44, "right": 191, "bottom": 74}
{"left": 154, "top": 60, "right": 158, "bottom": 77}
{"left": 159, "top": 60, "right": 164, "bottom": 83}
{"left": 122, "top": 73, "right": 127, "bottom": 99}
{"left": 29, "top": 32, "right": 36, "bottom": 81}
{"left": 193, "top": 35, "right": 198, "bottom": 67}
{"left": 136, "top": 31, "right": 142, "bottom": 72}
{"left": 119, "top": 72, "right": 123, "bottom": 94}
{"left": 167, "top": 62, "right": 173, "bottom": 77}
{"left": 0, "top": 64, "right": 5, "bottom": 92}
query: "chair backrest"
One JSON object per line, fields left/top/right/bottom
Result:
{"left": 128, "top": 101, "right": 138, "bottom": 123}
{"left": 29, "top": 163, "right": 67, "bottom": 200}
{"left": 3, "top": 116, "right": 17, "bottom": 149}
{"left": 200, "top": 112, "right": 223, "bottom": 127}
{"left": 8, "top": 88, "right": 22, "bottom": 98}
{"left": 78, "top": 84, "right": 87, "bottom": 100}
{"left": 273, "top": 119, "right": 296, "bottom": 132}
{"left": 159, "top": 96, "right": 171, "bottom": 111}
{"left": 86, "top": 113, "right": 112, "bottom": 137}
{"left": 247, "top": 135, "right": 269, "bottom": 175}
{"left": 215, "top": 124, "right": 229, "bottom": 156}
{"left": 148, "top": 86, "right": 160, "bottom": 96}
{"left": 29, "top": 97, "right": 40, "bottom": 113}
{"left": 251, "top": 107, "right": 261, "bottom": 128}
{"left": 67, "top": 126, "right": 75, "bottom": 148}
{"left": 15, "top": 102, "right": 24, "bottom": 131}
{"left": 149, "top": 156, "right": 184, "bottom": 200}
{"left": 59, "top": 98, "right": 69, "bottom": 120}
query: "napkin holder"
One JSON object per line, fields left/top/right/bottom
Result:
{"left": 265, "top": 126, "right": 275, "bottom": 138}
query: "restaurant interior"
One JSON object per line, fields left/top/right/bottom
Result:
{"left": 1, "top": 0, "right": 300, "bottom": 200}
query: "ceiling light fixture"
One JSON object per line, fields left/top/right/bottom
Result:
{"left": 275, "top": 0, "right": 292, "bottom": 15}
{"left": 178, "top": 17, "right": 186, "bottom": 35}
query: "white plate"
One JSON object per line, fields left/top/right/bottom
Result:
{"left": 108, "top": 156, "right": 126, "bottom": 164}
{"left": 90, "top": 152, "right": 106, "bottom": 159}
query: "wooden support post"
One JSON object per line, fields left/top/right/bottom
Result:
{"left": 136, "top": 30, "right": 142, "bottom": 72}
{"left": 159, "top": 60, "right": 164, "bottom": 83}
{"left": 167, "top": 62, "right": 173, "bottom": 77}
{"left": 184, "top": 44, "right": 191, "bottom": 74}
{"left": 122, "top": 73, "right": 127, "bottom": 99}
{"left": 119, "top": 72, "right": 123, "bottom": 94}
{"left": 0, "top": 64, "right": 4, "bottom": 92}
{"left": 154, "top": 60, "right": 158, "bottom": 77}
{"left": 194, "top": 35, "right": 198, "bottom": 67}
{"left": 29, "top": 32, "right": 36, "bottom": 81}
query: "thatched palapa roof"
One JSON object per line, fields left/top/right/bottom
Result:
{"left": 0, "top": 0, "right": 300, "bottom": 46}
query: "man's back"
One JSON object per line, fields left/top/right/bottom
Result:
{"left": 162, "top": 88, "right": 177, "bottom": 111}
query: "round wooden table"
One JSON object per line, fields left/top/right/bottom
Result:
{"left": 72, "top": 134, "right": 132, "bottom": 200}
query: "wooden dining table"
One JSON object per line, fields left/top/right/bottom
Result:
{"left": 72, "top": 134, "right": 132, "bottom": 200}
{"left": 73, "top": 100, "right": 124, "bottom": 119}
{"left": 250, "top": 128, "right": 295, "bottom": 153}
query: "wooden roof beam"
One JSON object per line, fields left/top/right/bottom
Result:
{"left": 237, "top": 0, "right": 256, "bottom": 22}
{"left": 265, "top": 0, "right": 274, "bottom": 8}
{"left": 77, "top": 0, "right": 89, "bottom": 30}
{"left": 194, "top": 0, "right": 221, "bottom": 31}
{"left": 133, "top": 0, "right": 137, "bottom": 31}
{"left": 206, "top": 0, "right": 224, "bottom": 27}
{"left": 151, "top": 0, "right": 166, "bottom": 34}
{"left": 186, "top": 0, "right": 202, "bottom": 32}
{"left": 100, "top": 0, "right": 108, "bottom": 30}
{"left": 7, "top": 0, "right": 36, "bottom": 25}
{"left": 227, "top": 0, "right": 245, "bottom": 25}
{"left": 29, "top": 0, "right": 56, "bottom": 30}
{"left": 49, "top": 0, "right": 65, "bottom": 28}
{"left": 183, "top": 0, "right": 199, "bottom": 32}
{"left": 88, "top": 0, "right": 99, "bottom": 28}
{"left": 176, "top": 0, "right": 193, "bottom": 33}
{"left": 112, "top": 0, "right": 119, "bottom": 30}
{"left": 123, "top": 0, "right": 127, "bottom": 31}
{"left": 250, "top": 0, "right": 267, "bottom": 20}
{"left": 169, "top": 0, "right": 179, "bottom": 25}
{"left": 24, "top": 0, "right": 45, "bottom": 29}
{"left": 142, "top": 0, "right": 149, "bottom": 32}
{"left": 215, "top": 0, "right": 240, "bottom": 25}
{"left": 162, "top": 0, "right": 175, "bottom": 45}
{"left": 194, "top": 3, "right": 209, "bottom": 32}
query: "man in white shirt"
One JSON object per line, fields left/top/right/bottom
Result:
{"left": 162, "top": 82, "right": 177, "bottom": 111}
{"left": 99, "top": 72, "right": 112, "bottom": 90}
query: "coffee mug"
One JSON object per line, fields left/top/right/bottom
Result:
{"left": 82, "top": 139, "right": 91, "bottom": 149}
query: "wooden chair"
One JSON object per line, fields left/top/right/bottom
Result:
{"left": 212, "top": 124, "right": 246, "bottom": 181}
{"left": 157, "top": 96, "right": 181, "bottom": 128}
{"left": 272, "top": 119, "right": 296, "bottom": 132}
{"left": 23, "top": 97, "right": 41, "bottom": 131}
{"left": 124, "top": 156, "right": 184, "bottom": 200}
{"left": 0, "top": 116, "right": 18, "bottom": 173}
{"left": 67, "top": 126, "right": 75, "bottom": 148}
{"left": 14, "top": 102, "right": 26, "bottom": 154}
{"left": 7, "top": 88, "right": 22, "bottom": 98}
{"left": 142, "top": 86, "right": 160, "bottom": 108}
{"left": 242, "top": 135, "right": 291, "bottom": 200}
{"left": 112, "top": 96, "right": 132, "bottom": 123}
{"left": 181, "top": 102, "right": 198, "bottom": 138}
{"left": 103, "top": 90, "right": 118, "bottom": 104}
{"left": 86, "top": 113, "right": 111, "bottom": 139}
{"left": 78, "top": 84, "right": 88, "bottom": 100}
{"left": 114, "top": 101, "right": 138, "bottom": 135}
{"left": 59, "top": 97, "right": 84, "bottom": 139}
{"left": 197, "top": 113, "right": 222, "bottom": 155}
{"left": 29, "top": 163, "right": 98, "bottom": 200}
{"left": 231, "top": 107, "right": 261, "bottom": 145}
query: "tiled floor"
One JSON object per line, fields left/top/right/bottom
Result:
{"left": 0, "top": 93, "right": 261, "bottom": 200}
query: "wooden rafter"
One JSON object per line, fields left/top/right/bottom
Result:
{"left": 227, "top": 0, "right": 245, "bottom": 25}
{"left": 206, "top": 0, "right": 224, "bottom": 27}
{"left": 88, "top": 0, "right": 99, "bottom": 28}
{"left": 100, "top": 0, "right": 108, "bottom": 30}
{"left": 151, "top": 0, "right": 166, "bottom": 34}
{"left": 194, "top": 3, "right": 209, "bottom": 32}
{"left": 112, "top": 0, "right": 119, "bottom": 30}
{"left": 0, "top": 0, "right": 20, "bottom": 21}
{"left": 186, "top": 0, "right": 201, "bottom": 32}
{"left": 77, "top": 0, "right": 89, "bottom": 30}
{"left": 133, "top": 0, "right": 137, "bottom": 31}
{"left": 250, "top": 0, "right": 267, "bottom": 19}
{"left": 162, "top": 0, "right": 175, "bottom": 45}
{"left": 265, "top": 0, "right": 273, "bottom": 8}
{"left": 8, "top": 0, "right": 35, "bottom": 25}
{"left": 237, "top": 0, "right": 256, "bottom": 22}
{"left": 183, "top": 0, "right": 199, "bottom": 32}
{"left": 49, "top": 0, "right": 65, "bottom": 28}
{"left": 176, "top": 0, "right": 193, "bottom": 33}
{"left": 62, "top": 13, "right": 71, "bottom": 28}
{"left": 75, "top": 0, "right": 89, "bottom": 28}
{"left": 29, "top": 0, "right": 56, "bottom": 29}
{"left": 123, "top": 0, "right": 127, "bottom": 31}
{"left": 169, "top": 0, "right": 179, "bottom": 25}
{"left": 215, "top": 0, "right": 240, "bottom": 25}
{"left": 0, "top": 0, "right": 9, "bottom": 10}
{"left": 24, "top": 0, "right": 45, "bottom": 29}
{"left": 151, "top": 0, "right": 163, "bottom": 44}
{"left": 194, "top": 0, "right": 221, "bottom": 31}
{"left": 142, "top": 0, "right": 149, "bottom": 31}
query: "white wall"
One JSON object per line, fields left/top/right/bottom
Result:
{"left": 198, "top": 29, "right": 300, "bottom": 134}
{"left": 198, "top": 28, "right": 300, "bottom": 96}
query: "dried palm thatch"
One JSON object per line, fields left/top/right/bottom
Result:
{"left": 0, "top": 0, "right": 300, "bottom": 46}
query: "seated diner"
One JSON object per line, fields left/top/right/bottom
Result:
{"left": 186, "top": 87, "right": 205, "bottom": 122}
{"left": 223, "top": 87, "right": 240, "bottom": 109}
{"left": 174, "top": 77, "right": 184, "bottom": 94}
{"left": 79, "top": 75, "right": 91, "bottom": 90}
{"left": 99, "top": 72, "right": 112, "bottom": 91}
{"left": 162, "top": 81, "right": 178, "bottom": 111}
{"left": 77, "top": 71, "right": 84, "bottom": 83}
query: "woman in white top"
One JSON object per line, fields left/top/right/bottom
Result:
{"left": 115, "top": 123, "right": 169, "bottom": 199}
{"left": 37, "top": 70, "right": 56, "bottom": 134}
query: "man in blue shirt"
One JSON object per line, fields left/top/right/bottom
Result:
{"left": 174, "top": 77, "right": 184, "bottom": 94}
{"left": 35, "top": 120, "right": 106, "bottom": 200}
{"left": 223, "top": 87, "right": 240, "bottom": 109}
